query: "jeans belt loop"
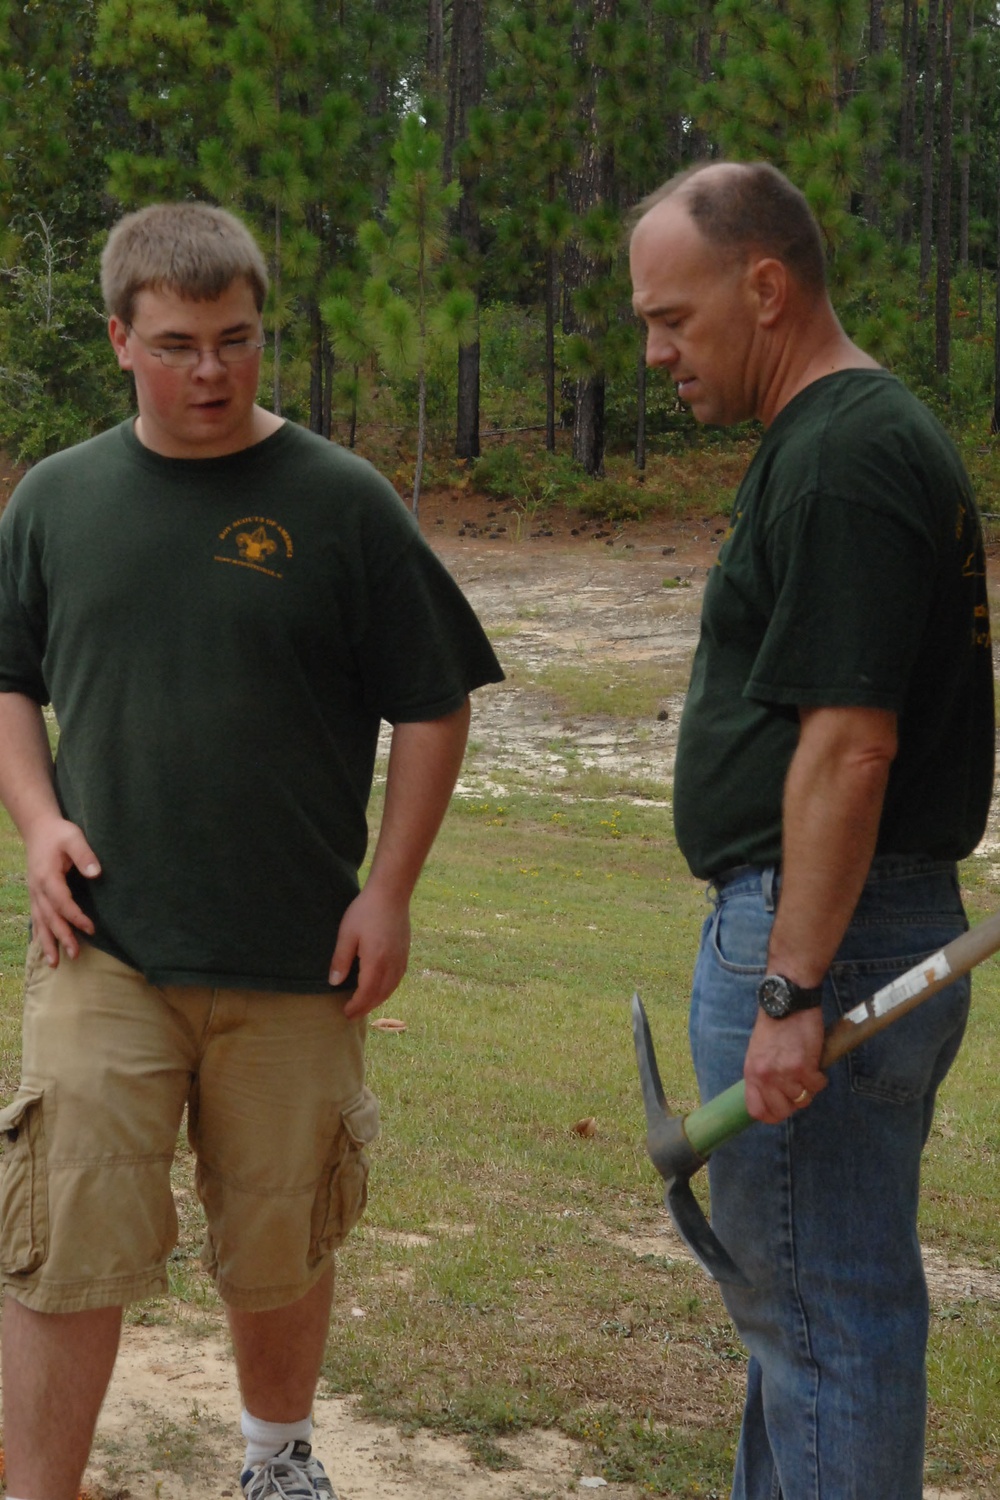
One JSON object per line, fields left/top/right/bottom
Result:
{"left": 762, "top": 864, "right": 777, "bottom": 914}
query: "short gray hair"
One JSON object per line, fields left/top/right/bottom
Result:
{"left": 631, "top": 162, "right": 827, "bottom": 294}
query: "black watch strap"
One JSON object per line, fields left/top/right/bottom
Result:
{"left": 757, "top": 973, "right": 824, "bottom": 1019}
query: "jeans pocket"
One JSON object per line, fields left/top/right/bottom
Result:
{"left": 0, "top": 1088, "right": 49, "bottom": 1274}
{"left": 830, "top": 959, "right": 970, "bottom": 1105}
{"left": 709, "top": 893, "right": 771, "bottom": 975}
{"left": 309, "top": 1086, "right": 380, "bottom": 1262}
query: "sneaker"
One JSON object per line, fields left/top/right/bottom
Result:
{"left": 240, "top": 1438, "right": 336, "bottom": 1500}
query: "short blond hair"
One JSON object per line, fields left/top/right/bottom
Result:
{"left": 101, "top": 202, "right": 269, "bottom": 323}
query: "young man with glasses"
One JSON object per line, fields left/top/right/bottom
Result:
{"left": 0, "top": 202, "right": 503, "bottom": 1500}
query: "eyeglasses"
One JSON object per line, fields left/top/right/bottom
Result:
{"left": 126, "top": 326, "right": 266, "bottom": 369}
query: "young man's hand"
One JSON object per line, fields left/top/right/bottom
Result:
{"left": 24, "top": 815, "right": 101, "bottom": 966}
{"left": 329, "top": 884, "right": 411, "bottom": 1018}
{"left": 328, "top": 705, "right": 471, "bottom": 1019}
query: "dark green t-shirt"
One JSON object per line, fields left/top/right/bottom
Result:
{"left": 674, "top": 370, "right": 994, "bottom": 879}
{"left": 0, "top": 420, "right": 504, "bottom": 989}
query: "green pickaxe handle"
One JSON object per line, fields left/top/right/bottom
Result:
{"left": 682, "top": 908, "right": 1000, "bottom": 1162}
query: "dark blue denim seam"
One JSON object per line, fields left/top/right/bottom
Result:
{"left": 765, "top": 1117, "right": 822, "bottom": 1500}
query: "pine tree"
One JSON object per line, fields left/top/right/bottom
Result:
{"left": 329, "top": 114, "right": 471, "bottom": 513}
{"left": 919, "top": 0, "right": 941, "bottom": 296}
{"left": 935, "top": 0, "right": 955, "bottom": 377}
{"left": 489, "top": 1, "right": 579, "bottom": 452}
{"left": 0, "top": 1, "right": 132, "bottom": 457}
{"left": 94, "top": 0, "right": 222, "bottom": 202}
{"left": 449, "top": 0, "right": 485, "bottom": 460}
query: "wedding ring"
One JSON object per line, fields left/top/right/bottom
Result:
{"left": 793, "top": 1088, "right": 811, "bottom": 1105}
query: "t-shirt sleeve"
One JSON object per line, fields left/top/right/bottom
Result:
{"left": 745, "top": 491, "right": 936, "bottom": 711}
{"left": 0, "top": 497, "right": 49, "bottom": 703}
{"left": 350, "top": 491, "right": 504, "bottom": 722}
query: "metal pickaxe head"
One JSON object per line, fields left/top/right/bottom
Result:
{"left": 631, "top": 993, "right": 751, "bottom": 1287}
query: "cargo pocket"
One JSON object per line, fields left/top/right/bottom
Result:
{"left": 310, "top": 1087, "right": 380, "bottom": 1263}
{"left": 0, "top": 1088, "right": 49, "bottom": 1275}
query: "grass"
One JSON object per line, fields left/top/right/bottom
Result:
{"left": 0, "top": 581, "right": 998, "bottom": 1496}
{"left": 513, "top": 660, "right": 692, "bottom": 719}
{"left": 309, "top": 785, "right": 1000, "bottom": 1496}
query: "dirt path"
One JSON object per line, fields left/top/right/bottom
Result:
{"left": 443, "top": 533, "right": 706, "bottom": 796}
{"left": 91, "top": 1316, "right": 615, "bottom": 1500}
{"left": 6, "top": 518, "right": 995, "bottom": 1500}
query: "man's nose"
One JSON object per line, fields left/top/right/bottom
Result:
{"left": 645, "top": 329, "right": 677, "bottom": 369}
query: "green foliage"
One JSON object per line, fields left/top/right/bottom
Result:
{"left": 328, "top": 113, "right": 470, "bottom": 502}
{"left": 0, "top": 219, "right": 130, "bottom": 463}
{"left": 472, "top": 444, "right": 579, "bottom": 507}
{"left": 0, "top": 0, "right": 997, "bottom": 471}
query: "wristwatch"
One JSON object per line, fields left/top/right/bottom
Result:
{"left": 757, "top": 973, "right": 824, "bottom": 1019}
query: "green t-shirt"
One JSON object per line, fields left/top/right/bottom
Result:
{"left": 0, "top": 419, "right": 504, "bottom": 989}
{"left": 674, "top": 370, "right": 994, "bottom": 880}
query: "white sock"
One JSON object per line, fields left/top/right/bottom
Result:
{"left": 241, "top": 1408, "right": 313, "bottom": 1468}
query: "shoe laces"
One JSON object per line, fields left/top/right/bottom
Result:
{"left": 241, "top": 1439, "right": 335, "bottom": 1500}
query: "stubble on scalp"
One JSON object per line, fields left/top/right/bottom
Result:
{"left": 628, "top": 161, "right": 827, "bottom": 296}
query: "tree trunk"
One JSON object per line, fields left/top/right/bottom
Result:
{"left": 573, "top": 375, "right": 605, "bottom": 478}
{"left": 688, "top": 8, "right": 712, "bottom": 159}
{"left": 544, "top": 237, "right": 557, "bottom": 453}
{"left": 272, "top": 202, "right": 282, "bottom": 415}
{"left": 427, "top": 0, "right": 444, "bottom": 86}
{"left": 349, "top": 367, "right": 359, "bottom": 449}
{"left": 308, "top": 297, "right": 323, "bottom": 434}
{"left": 958, "top": 0, "right": 974, "bottom": 269}
{"left": 863, "top": 0, "right": 884, "bottom": 227}
{"left": 935, "top": 0, "right": 954, "bottom": 377}
{"left": 322, "top": 337, "right": 333, "bottom": 440}
{"left": 566, "top": 0, "right": 615, "bottom": 477}
{"left": 662, "top": 14, "right": 683, "bottom": 167}
{"left": 456, "top": 339, "right": 480, "bottom": 460}
{"left": 634, "top": 328, "right": 646, "bottom": 473}
{"left": 413, "top": 364, "right": 427, "bottom": 515}
{"left": 918, "top": 0, "right": 940, "bottom": 300}
{"left": 899, "top": 0, "right": 918, "bottom": 243}
{"left": 452, "top": 0, "right": 482, "bottom": 459}
{"left": 992, "top": 147, "right": 1000, "bottom": 433}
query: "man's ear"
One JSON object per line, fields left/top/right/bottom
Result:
{"left": 747, "top": 257, "right": 787, "bottom": 328}
{"left": 108, "top": 315, "right": 133, "bottom": 371}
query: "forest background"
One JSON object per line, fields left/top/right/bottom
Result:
{"left": 1, "top": 0, "right": 1000, "bottom": 513}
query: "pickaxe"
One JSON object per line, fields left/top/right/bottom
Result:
{"left": 633, "top": 908, "right": 1000, "bottom": 1286}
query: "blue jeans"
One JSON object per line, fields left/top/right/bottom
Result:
{"left": 689, "top": 858, "right": 970, "bottom": 1500}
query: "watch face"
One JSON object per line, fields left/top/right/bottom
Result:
{"left": 758, "top": 975, "right": 793, "bottom": 1018}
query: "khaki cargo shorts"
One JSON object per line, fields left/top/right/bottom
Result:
{"left": 0, "top": 940, "right": 379, "bottom": 1314}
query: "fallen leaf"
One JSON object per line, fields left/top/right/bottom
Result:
{"left": 572, "top": 1117, "right": 597, "bottom": 1138}
{"left": 371, "top": 1018, "right": 407, "bottom": 1032}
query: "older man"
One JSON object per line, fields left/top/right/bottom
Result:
{"left": 630, "top": 162, "right": 993, "bottom": 1498}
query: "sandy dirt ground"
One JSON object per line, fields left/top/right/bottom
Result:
{"left": 91, "top": 1320, "right": 623, "bottom": 1500}
{"left": 2, "top": 499, "right": 996, "bottom": 1500}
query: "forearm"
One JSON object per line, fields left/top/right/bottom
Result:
{"left": 332, "top": 700, "right": 471, "bottom": 1012}
{"left": 743, "top": 705, "right": 897, "bottom": 1121}
{"left": 0, "top": 692, "right": 101, "bottom": 963}
{"left": 0, "top": 692, "right": 61, "bottom": 836}
{"left": 365, "top": 699, "right": 471, "bottom": 900}
{"left": 767, "top": 705, "right": 897, "bottom": 985}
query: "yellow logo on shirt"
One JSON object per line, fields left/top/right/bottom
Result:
{"left": 215, "top": 516, "right": 293, "bottom": 579}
